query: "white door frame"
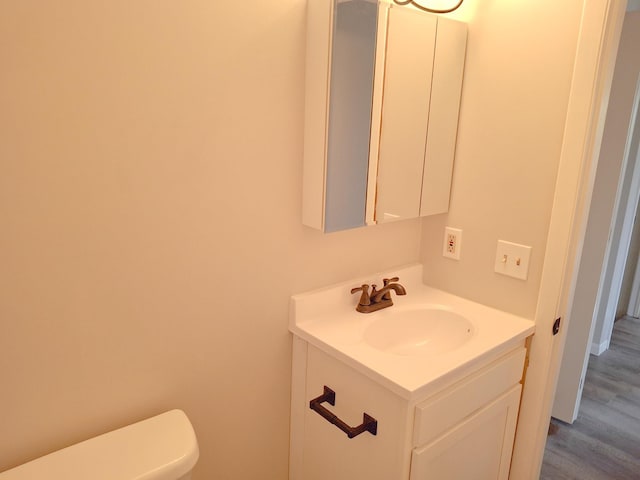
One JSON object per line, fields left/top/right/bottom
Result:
{"left": 630, "top": 265, "right": 640, "bottom": 316}
{"left": 595, "top": 77, "right": 640, "bottom": 350}
{"left": 551, "top": 66, "right": 640, "bottom": 424}
{"left": 628, "top": 223, "right": 640, "bottom": 315}
{"left": 625, "top": 99, "right": 640, "bottom": 319}
{"left": 510, "top": 0, "right": 627, "bottom": 478}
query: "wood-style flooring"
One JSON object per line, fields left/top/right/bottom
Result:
{"left": 540, "top": 315, "right": 640, "bottom": 479}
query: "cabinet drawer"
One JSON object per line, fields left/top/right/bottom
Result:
{"left": 413, "top": 347, "right": 525, "bottom": 447}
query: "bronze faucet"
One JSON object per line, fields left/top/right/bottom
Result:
{"left": 350, "top": 277, "right": 406, "bottom": 313}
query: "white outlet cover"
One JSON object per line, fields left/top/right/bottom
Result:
{"left": 443, "top": 227, "right": 462, "bottom": 260}
{"left": 494, "top": 240, "right": 532, "bottom": 280}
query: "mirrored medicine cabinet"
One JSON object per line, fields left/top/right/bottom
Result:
{"left": 302, "top": 0, "right": 467, "bottom": 233}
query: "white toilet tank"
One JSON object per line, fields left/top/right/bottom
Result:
{"left": 0, "top": 409, "right": 199, "bottom": 480}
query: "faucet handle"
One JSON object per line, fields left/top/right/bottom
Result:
{"left": 381, "top": 277, "right": 401, "bottom": 301}
{"left": 350, "top": 284, "right": 371, "bottom": 306}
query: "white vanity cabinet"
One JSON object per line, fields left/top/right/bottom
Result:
{"left": 289, "top": 338, "right": 527, "bottom": 480}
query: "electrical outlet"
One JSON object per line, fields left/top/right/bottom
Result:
{"left": 443, "top": 227, "right": 462, "bottom": 260}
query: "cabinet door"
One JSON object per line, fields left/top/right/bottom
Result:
{"left": 375, "top": 7, "right": 437, "bottom": 222}
{"left": 410, "top": 385, "right": 522, "bottom": 480}
{"left": 420, "top": 16, "right": 467, "bottom": 217}
{"left": 300, "top": 346, "right": 409, "bottom": 480}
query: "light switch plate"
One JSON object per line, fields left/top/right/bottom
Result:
{"left": 494, "top": 240, "right": 532, "bottom": 280}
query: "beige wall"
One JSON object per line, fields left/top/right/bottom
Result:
{"left": 420, "top": 0, "right": 582, "bottom": 319}
{"left": 0, "top": 2, "right": 423, "bottom": 478}
{"left": 0, "top": 0, "right": 589, "bottom": 479}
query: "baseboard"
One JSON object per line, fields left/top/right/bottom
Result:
{"left": 590, "top": 340, "right": 609, "bottom": 356}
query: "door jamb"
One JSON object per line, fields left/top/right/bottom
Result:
{"left": 596, "top": 77, "right": 640, "bottom": 350}
{"left": 509, "top": 1, "right": 627, "bottom": 478}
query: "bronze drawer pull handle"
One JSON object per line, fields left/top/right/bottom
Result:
{"left": 309, "top": 386, "right": 378, "bottom": 439}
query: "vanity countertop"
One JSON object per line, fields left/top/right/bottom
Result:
{"left": 290, "top": 264, "right": 535, "bottom": 401}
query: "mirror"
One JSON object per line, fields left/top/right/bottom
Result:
{"left": 302, "top": 0, "right": 467, "bottom": 233}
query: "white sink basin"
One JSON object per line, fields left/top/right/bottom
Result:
{"left": 363, "top": 307, "right": 474, "bottom": 356}
{"left": 290, "top": 264, "right": 535, "bottom": 398}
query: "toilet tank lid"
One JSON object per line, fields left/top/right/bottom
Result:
{"left": 0, "top": 410, "right": 199, "bottom": 480}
